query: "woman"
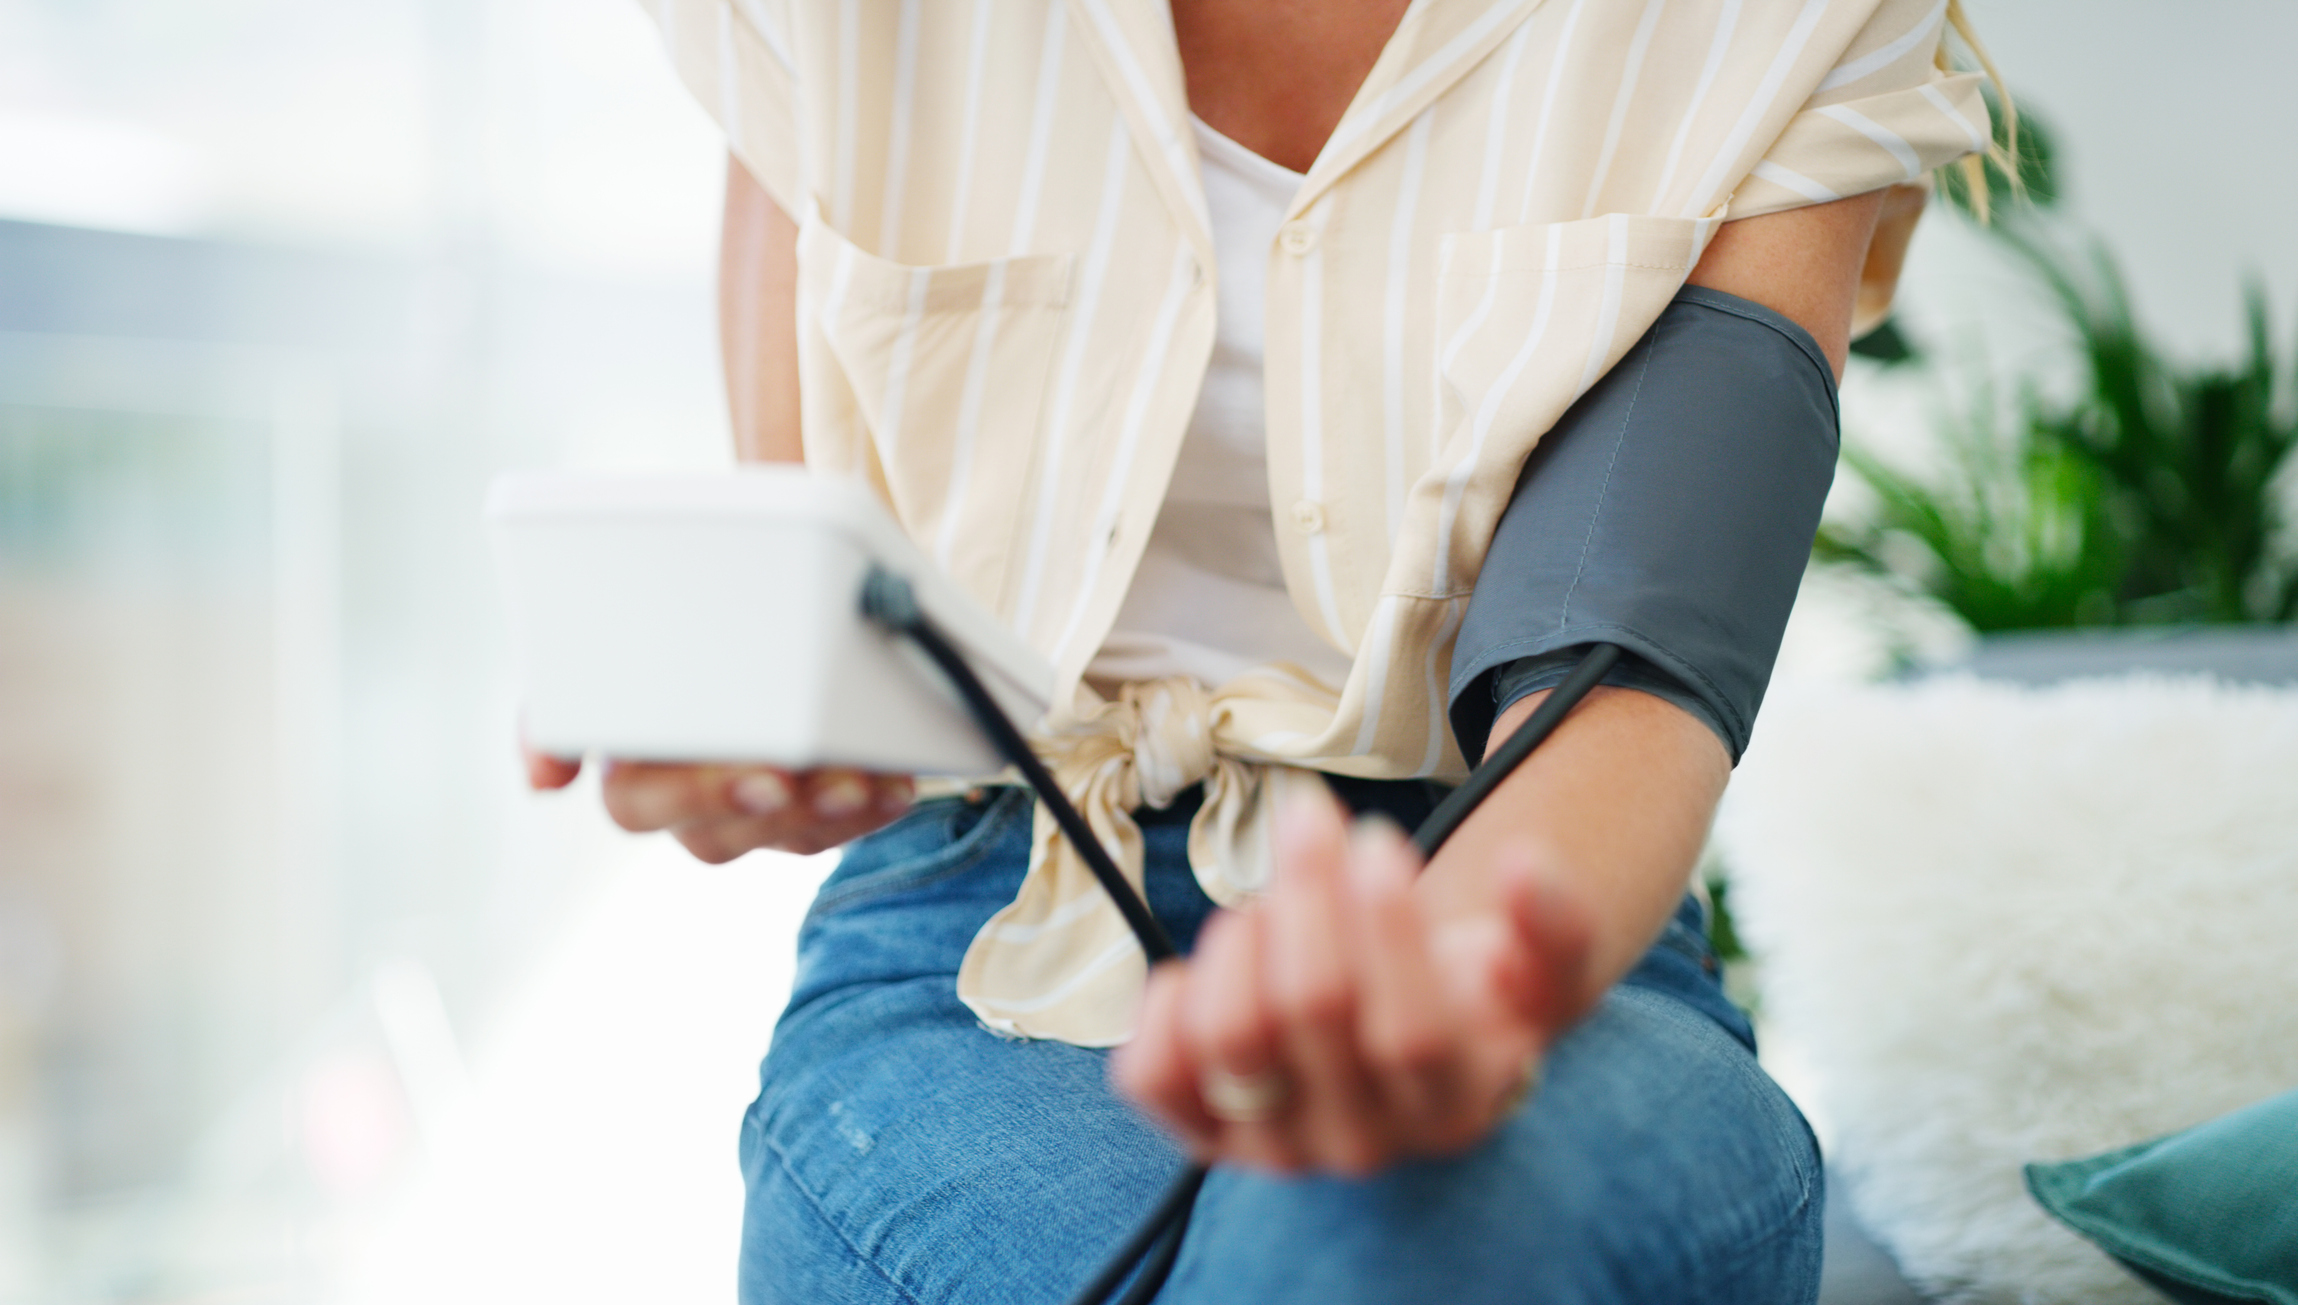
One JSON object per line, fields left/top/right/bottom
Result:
{"left": 530, "top": 1, "right": 1996, "bottom": 1299}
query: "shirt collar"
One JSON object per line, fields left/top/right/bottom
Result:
{"left": 1067, "top": 0, "right": 1549, "bottom": 252}
{"left": 1300, "top": 0, "right": 1547, "bottom": 218}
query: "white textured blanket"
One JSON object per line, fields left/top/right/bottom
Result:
{"left": 1718, "top": 674, "right": 2298, "bottom": 1304}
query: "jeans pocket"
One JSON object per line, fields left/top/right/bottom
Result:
{"left": 803, "top": 786, "right": 1030, "bottom": 922}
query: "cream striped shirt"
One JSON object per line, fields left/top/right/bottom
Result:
{"left": 647, "top": 0, "right": 1987, "bottom": 1044}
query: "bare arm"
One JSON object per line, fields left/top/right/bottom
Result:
{"left": 1687, "top": 187, "right": 1887, "bottom": 380}
{"left": 720, "top": 153, "right": 806, "bottom": 464}
{"left": 1116, "top": 190, "right": 1886, "bottom": 1174}
{"left": 1426, "top": 186, "right": 1889, "bottom": 1005}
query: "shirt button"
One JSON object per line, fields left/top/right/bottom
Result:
{"left": 1290, "top": 499, "right": 1326, "bottom": 535}
{"left": 1279, "top": 222, "right": 1317, "bottom": 256}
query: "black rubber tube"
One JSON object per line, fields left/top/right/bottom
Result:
{"left": 1411, "top": 641, "right": 1621, "bottom": 858}
{"left": 1062, "top": 1162, "right": 1206, "bottom": 1305}
{"left": 1112, "top": 1189, "right": 1195, "bottom": 1305}
{"left": 1080, "top": 639, "right": 1621, "bottom": 1304}
{"left": 862, "top": 567, "right": 1178, "bottom": 963}
{"left": 861, "top": 565, "right": 1619, "bottom": 1305}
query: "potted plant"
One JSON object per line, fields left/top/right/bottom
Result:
{"left": 1816, "top": 111, "right": 2298, "bottom": 674}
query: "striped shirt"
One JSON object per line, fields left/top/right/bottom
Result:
{"left": 646, "top": 0, "right": 1987, "bottom": 1044}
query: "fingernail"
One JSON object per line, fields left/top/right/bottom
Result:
{"left": 731, "top": 772, "right": 792, "bottom": 815}
{"left": 875, "top": 778, "right": 914, "bottom": 815}
{"left": 1349, "top": 814, "right": 1406, "bottom": 856}
{"left": 1348, "top": 816, "right": 1415, "bottom": 883}
{"left": 813, "top": 774, "right": 870, "bottom": 818}
{"left": 1351, "top": 813, "right": 1405, "bottom": 847}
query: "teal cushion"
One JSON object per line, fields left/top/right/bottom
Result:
{"left": 2026, "top": 1088, "right": 2298, "bottom": 1305}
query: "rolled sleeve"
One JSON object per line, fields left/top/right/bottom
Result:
{"left": 1735, "top": 70, "right": 1990, "bottom": 219}
{"left": 1735, "top": 0, "right": 1991, "bottom": 220}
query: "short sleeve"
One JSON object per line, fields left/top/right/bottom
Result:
{"left": 644, "top": 0, "right": 806, "bottom": 219}
{"left": 1733, "top": 0, "right": 1990, "bottom": 220}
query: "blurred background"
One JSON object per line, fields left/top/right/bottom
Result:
{"left": 0, "top": 2, "right": 2292, "bottom": 1302}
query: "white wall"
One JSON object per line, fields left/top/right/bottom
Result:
{"left": 0, "top": 0, "right": 736, "bottom": 1295}
{"left": 1898, "top": 0, "right": 2298, "bottom": 363}
{"left": 1788, "top": 0, "right": 2298, "bottom": 679}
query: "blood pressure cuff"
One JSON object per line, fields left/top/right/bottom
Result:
{"left": 1447, "top": 285, "right": 1839, "bottom": 765}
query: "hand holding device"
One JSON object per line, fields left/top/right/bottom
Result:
{"left": 490, "top": 467, "right": 1051, "bottom": 774}
{"left": 523, "top": 742, "right": 914, "bottom": 861}
{"left": 491, "top": 467, "right": 1052, "bottom": 860}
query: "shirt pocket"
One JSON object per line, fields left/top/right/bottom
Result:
{"left": 796, "top": 212, "right": 1073, "bottom": 602}
{"left": 1415, "top": 212, "right": 1711, "bottom": 591}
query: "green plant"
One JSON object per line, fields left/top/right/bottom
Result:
{"left": 1704, "top": 871, "right": 1747, "bottom": 966}
{"left": 1820, "top": 221, "right": 2298, "bottom": 631}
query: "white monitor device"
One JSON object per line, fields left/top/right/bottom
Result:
{"left": 487, "top": 467, "right": 1052, "bottom": 776}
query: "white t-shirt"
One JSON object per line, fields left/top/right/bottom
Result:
{"left": 1087, "top": 118, "right": 1354, "bottom": 694}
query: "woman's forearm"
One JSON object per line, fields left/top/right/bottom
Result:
{"left": 720, "top": 152, "right": 805, "bottom": 464}
{"left": 1418, "top": 190, "right": 1890, "bottom": 1007}
{"left": 1418, "top": 686, "right": 1731, "bottom": 1014}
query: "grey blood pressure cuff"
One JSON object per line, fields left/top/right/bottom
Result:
{"left": 1447, "top": 285, "right": 1839, "bottom": 765}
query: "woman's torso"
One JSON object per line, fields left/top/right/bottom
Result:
{"left": 1086, "top": 116, "right": 1354, "bottom": 695}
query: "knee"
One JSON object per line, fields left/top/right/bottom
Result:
{"left": 1497, "top": 988, "right": 1824, "bottom": 1294}
{"left": 1163, "top": 988, "right": 1823, "bottom": 1305}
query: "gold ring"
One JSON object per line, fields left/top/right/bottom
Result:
{"left": 1200, "top": 1065, "right": 1291, "bottom": 1124}
{"left": 1500, "top": 1054, "right": 1545, "bottom": 1116}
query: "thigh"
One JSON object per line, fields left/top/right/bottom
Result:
{"left": 742, "top": 975, "right": 1188, "bottom": 1305}
{"left": 1163, "top": 985, "right": 1824, "bottom": 1305}
{"left": 745, "top": 789, "right": 1818, "bottom": 1305}
{"left": 741, "top": 790, "right": 1196, "bottom": 1305}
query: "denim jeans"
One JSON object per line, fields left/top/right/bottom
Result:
{"left": 739, "top": 787, "right": 1822, "bottom": 1304}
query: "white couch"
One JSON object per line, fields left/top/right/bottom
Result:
{"left": 1726, "top": 630, "right": 2298, "bottom": 1305}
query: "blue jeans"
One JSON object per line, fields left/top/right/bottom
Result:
{"left": 740, "top": 787, "right": 1822, "bottom": 1304}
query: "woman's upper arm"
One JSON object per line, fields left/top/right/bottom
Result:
{"left": 720, "top": 152, "right": 805, "bottom": 464}
{"left": 1684, "top": 188, "right": 1891, "bottom": 380}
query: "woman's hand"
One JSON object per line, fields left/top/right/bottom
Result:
{"left": 515, "top": 160, "right": 904, "bottom": 867}
{"left": 522, "top": 743, "right": 914, "bottom": 862}
{"left": 1111, "top": 792, "right": 1596, "bottom": 1176}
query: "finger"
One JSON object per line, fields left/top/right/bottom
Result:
{"left": 725, "top": 767, "right": 798, "bottom": 819}
{"left": 601, "top": 761, "right": 720, "bottom": 831}
{"left": 773, "top": 770, "right": 908, "bottom": 853}
{"left": 1489, "top": 851, "right": 1598, "bottom": 1046}
{"left": 1111, "top": 960, "right": 1220, "bottom": 1154}
{"left": 524, "top": 747, "right": 582, "bottom": 791}
{"left": 1425, "top": 854, "right": 1600, "bottom": 1122}
{"left": 517, "top": 716, "right": 582, "bottom": 790}
{"left": 676, "top": 794, "right": 908, "bottom": 861}
{"left": 1184, "top": 907, "right": 1301, "bottom": 1172}
{"left": 608, "top": 762, "right": 913, "bottom": 852}
{"left": 772, "top": 802, "right": 909, "bottom": 855}
{"left": 1267, "top": 793, "right": 1385, "bottom": 1176}
{"left": 606, "top": 764, "right": 891, "bottom": 836}
{"left": 739, "top": 770, "right": 909, "bottom": 853}
{"left": 1347, "top": 819, "right": 1476, "bottom": 1149}
{"left": 673, "top": 818, "right": 769, "bottom": 865}
{"left": 800, "top": 769, "right": 877, "bottom": 824}
{"left": 871, "top": 774, "right": 916, "bottom": 820}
